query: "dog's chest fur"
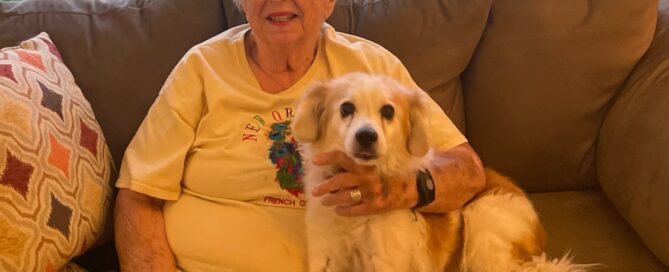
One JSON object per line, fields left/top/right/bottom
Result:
{"left": 301, "top": 146, "right": 436, "bottom": 271}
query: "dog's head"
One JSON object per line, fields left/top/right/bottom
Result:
{"left": 291, "top": 72, "right": 431, "bottom": 165}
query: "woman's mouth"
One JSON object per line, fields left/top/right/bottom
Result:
{"left": 269, "top": 15, "right": 295, "bottom": 22}
{"left": 267, "top": 13, "right": 298, "bottom": 24}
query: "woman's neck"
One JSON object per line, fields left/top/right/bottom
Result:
{"left": 244, "top": 30, "right": 320, "bottom": 94}
{"left": 246, "top": 31, "right": 318, "bottom": 74}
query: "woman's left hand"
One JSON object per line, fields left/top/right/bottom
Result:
{"left": 311, "top": 151, "right": 418, "bottom": 217}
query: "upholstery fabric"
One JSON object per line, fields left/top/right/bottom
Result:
{"left": 222, "top": 0, "right": 493, "bottom": 132}
{"left": 529, "top": 191, "right": 667, "bottom": 271}
{"left": 0, "top": 33, "right": 113, "bottom": 271}
{"left": 1, "top": 0, "right": 667, "bottom": 270}
{"left": 0, "top": 0, "right": 227, "bottom": 168}
{"left": 597, "top": 2, "right": 669, "bottom": 267}
{"left": 463, "top": 0, "right": 658, "bottom": 192}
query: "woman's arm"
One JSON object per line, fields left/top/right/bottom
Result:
{"left": 418, "top": 142, "right": 486, "bottom": 213}
{"left": 114, "top": 189, "right": 177, "bottom": 271}
{"left": 312, "top": 142, "right": 486, "bottom": 216}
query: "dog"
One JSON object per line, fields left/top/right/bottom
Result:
{"left": 291, "top": 72, "right": 591, "bottom": 272}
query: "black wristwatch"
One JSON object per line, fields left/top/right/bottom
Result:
{"left": 412, "top": 169, "right": 436, "bottom": 210}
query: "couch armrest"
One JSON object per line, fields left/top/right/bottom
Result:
{"left": 597, "top": 3, "right": 669, "bottom": 267}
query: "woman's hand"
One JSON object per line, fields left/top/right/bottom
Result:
{"left": 311, "top": 151, "right": 419, "bottom": 217}
{"left": 310, "top": 143, "right": 486, "bottom": 216}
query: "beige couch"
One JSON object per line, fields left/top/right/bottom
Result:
{"left": 1, "top": 0, "right": 668, "bottom": 270}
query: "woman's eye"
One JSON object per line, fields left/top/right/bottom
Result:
{"left": 380, "top": 105, "right": 394, "bottom": 120}
{"left": 340, "top": 102, "right": 356, "bottom": 118}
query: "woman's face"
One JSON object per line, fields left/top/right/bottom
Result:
{"left": 240, "top": 0, "right": 336, "bottom": 45}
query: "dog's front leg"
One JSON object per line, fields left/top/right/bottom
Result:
{"left": 306, "top": 226, "right": 345, "bottom": 272}
{"left": 305, "top": 198, "right": 346, "bottom": 272}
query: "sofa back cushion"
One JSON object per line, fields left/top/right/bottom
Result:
{"left": 462, "top": 0, "right": 657, "bottom": 192}
{"left": 224, "top": 0, "right": 493, "bottom": 132}
{"left": 0, "top": 0, "right": 227, "bottom": 167}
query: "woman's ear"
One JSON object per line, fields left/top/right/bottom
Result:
{"left": 407, "top": 89, "right": 431, "bottom": 156}
{"left": 291, "top": 81, "right": 328, "bottom": 143}
{"left": 324, "top": 0, "right": 337, "bottom": 19}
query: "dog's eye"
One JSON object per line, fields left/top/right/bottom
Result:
{"left": 380, "top": 105, "right": 394, "bottom": 120}
{"left": 340, "top": 102, "right": 355, "bottom": 118}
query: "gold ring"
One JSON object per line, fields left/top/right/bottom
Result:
{"left": 350, "top": 189, "right": 362, "bottom": 205}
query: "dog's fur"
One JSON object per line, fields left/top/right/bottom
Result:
{"left": 291, "top": 73, "right": 590, "bottom": 272}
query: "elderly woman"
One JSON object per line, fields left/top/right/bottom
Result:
{"left": 114, "top": 0, "right": 485, "bottom": 271}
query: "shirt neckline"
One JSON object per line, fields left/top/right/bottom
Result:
{"left": 235, "top": 25, "right": 325, "bottom": 97}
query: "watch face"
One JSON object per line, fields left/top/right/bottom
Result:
{"left": 426, "top": 178, "right": 434, "bottom": 190}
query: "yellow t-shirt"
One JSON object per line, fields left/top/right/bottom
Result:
{"left": 116, "top": 23, "right": 466, "bottom": 271}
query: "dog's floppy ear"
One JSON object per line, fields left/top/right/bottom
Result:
{"left": 407, "top": 89, "right": 431, "bottom": 156}
{"left": 291, "top": 81, "right": 328, "bottom": 143}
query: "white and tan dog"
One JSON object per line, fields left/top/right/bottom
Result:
{"left": 291, "top": 72, "right": 590, "bottom": 272}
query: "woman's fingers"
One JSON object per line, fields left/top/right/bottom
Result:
{"left": 316, "top": 174, "right": 416, "bottom": 216}
{"left": 312, "top": 172, "right": 367, "bottom": 196}
{"left": 311, "top": 159, "right": 377, "bottom": 197}
{"left": 309, "top": 151, "right": 414, "bottom": 215}
{"left": 320, "top": 188, "right": 363, "bottom": 206}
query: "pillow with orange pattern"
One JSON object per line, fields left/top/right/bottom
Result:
{"left": 0, "top": 32, "right": 113, "bottom": 271}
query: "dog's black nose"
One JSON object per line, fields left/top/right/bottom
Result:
{"left": 355, "top": 128, "right": 378, "bottom": 147}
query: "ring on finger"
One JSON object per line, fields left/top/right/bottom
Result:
{"left": 349, "top": 189, "right": 363, "bottom": 205}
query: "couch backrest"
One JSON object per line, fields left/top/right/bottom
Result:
{"left": 0, "top": 0, "right": 227, "bottom": 169}
{"left": 1, "top": 0, "right": 659, "bottom": 192}
{"left": 462, "top": 0, "right": 657, "bottom": 192}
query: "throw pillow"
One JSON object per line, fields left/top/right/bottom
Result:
{"left": 0, "top": 32, "right": 113, "bottom": 271}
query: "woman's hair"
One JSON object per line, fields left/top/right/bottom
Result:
{"left": 232, "top": 0, "right": 242, "bottom": 10}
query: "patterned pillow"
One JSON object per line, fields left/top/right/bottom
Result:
{"left": 0, "top": 33, "right": 113, "bottom": 271}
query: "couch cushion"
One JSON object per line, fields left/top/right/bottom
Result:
{"left": 462, "top": 0, "right": 657, "bottom": 192}
{"left": 0, "top": 0, "right": 227, "bottom": 167}
{"left": 223, "top": 0, "right": 493, "bottom": 132}
{"left": 529, "top": 190, "right": 667, "bottom": 271}
{"left": 597, "top": 1, "right": 669, "bottom": 267}
{"left": 0, "top": 32, "right": 113, "bottom": 271}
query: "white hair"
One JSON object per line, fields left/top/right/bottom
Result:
{"left": 232, "top": 0, "right": 242, "bottom": 10}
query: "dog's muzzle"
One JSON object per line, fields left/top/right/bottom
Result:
{"left": 354, "top": 127, "right": 378, "bottom": 160}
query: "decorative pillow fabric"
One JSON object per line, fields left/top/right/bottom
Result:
{"left": 0, "top": 33, "right": 113, "bottom": 271}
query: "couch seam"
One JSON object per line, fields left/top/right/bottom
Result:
{"left": 0, "top": 1, "right": 154, "bottom": 18}
{"left": 0, "top": 9, "right": 140, "bottom": 17}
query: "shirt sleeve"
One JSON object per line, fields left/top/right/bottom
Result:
{"left": 116, "top": 50, "right": 206, "bottom": 201}
{"left": 388, "top": 56, "right": 468, "bottom": 151}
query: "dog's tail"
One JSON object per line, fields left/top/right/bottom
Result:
{"left": 518, "top": 252, "right": 601, "bottom": 272}
{"left": 461, "top": 169, "right": 600, "bottom": 272}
